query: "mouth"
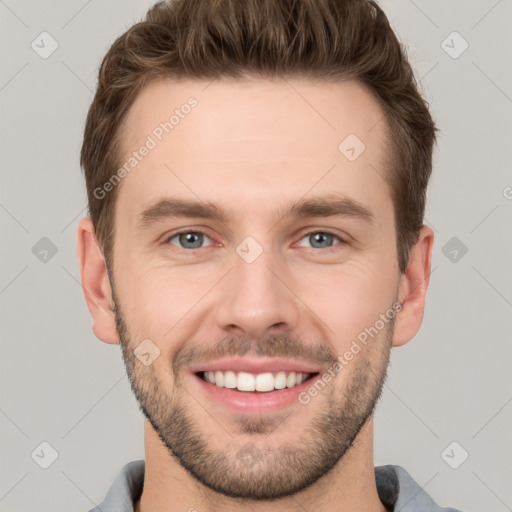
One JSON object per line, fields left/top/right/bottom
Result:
{"left": 196, "top": 370, "right": 318, "bottom": 392}
{"left": 188, "top": 358, "right": 321, "bottom": 414}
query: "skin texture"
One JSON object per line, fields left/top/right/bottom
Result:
{"left": 77, "top": 76, "right": 433, "bottom": 512}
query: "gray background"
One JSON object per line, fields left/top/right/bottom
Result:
{"left": 1, "top": 1, "right": 511, "bottom": 511}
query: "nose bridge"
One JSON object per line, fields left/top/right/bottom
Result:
{"left": 214, "top": 236, "right": 300, "bottom": 338}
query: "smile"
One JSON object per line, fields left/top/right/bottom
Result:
{"left": 198, "top": 370, "right": 316, "bottom": 392}
{"left": 188, "top": 357, "right": 322, "bottom": 414}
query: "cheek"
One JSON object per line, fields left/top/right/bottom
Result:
{"left": 298, "top": 259, "right": 397, "bottom": 346}
{"left": 117, "top": 261, "right": 215, "bottom": 340}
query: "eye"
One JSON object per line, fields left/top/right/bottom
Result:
{"left": 297, "top": 231, "right": 345, "bottom": 249}
{"left": 167, "top": 230, "right": 214, "bottom": 250}
{"left": 165, "top": 229, "right": 345, "bottom": 251}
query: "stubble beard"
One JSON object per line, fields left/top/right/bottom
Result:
{"left": 113, "top": 289, "right": 393, "bottom": 500}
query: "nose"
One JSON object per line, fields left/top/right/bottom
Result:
{"left": 213, "top": 244, "right": 301, "bottom": 340}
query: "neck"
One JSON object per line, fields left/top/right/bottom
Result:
{"left": 135, "top": 417, "right": 386, "bottom": 512}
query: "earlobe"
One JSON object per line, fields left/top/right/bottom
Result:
{"left": 77, "top": 218, "right": 119, "bottom": 345}
{"left": 392, "top": 225, "right": 434, "bottom": 347}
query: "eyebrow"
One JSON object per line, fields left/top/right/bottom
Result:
{"left": 137, "top": 194, "right": 375, "bottom": 229}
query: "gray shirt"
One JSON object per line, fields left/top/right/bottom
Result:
{"left": 88, "top": 460, "right": 463, "bottom": 511}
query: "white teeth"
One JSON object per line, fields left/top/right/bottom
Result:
{"left": 255, "top": 373, "right": 274, "bottom": 392}
{"left": 214, "top": 370, "right": 224, "bottom": 387}
{"left": 274, "top": 371, "right": 287, "bottom": 389}
{"left": 223, "top": 370, "right": 237, "bottom": 388}
{"left": 202, "top": 370, "right": 311, "bottom": 392}
{"left": 237, "top": 372, "right": 255, "bottom": 391}
{"left": 286, "top": 371, "right": 296, "bottom": 388}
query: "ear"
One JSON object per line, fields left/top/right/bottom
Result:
{"left": 392, "top": 225, "right": 434, "bottom": 347}
{"left": 77, "top": 218, "right": 119, "bottom": 345}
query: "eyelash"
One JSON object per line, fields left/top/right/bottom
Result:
{"left": 164, "top": 229, "right": 347, "bottom": 252}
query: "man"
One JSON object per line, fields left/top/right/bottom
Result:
{"left": 77, "top": 0, "right": 462, "bottom": 510}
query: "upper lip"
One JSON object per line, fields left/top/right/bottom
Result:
{"left": 188, "top": 357, "right": 321, "bottom": 375}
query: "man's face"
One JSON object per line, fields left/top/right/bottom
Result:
{"left": 110, "top": 77, "right": 401, "bottom": 499}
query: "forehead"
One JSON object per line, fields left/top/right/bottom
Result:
{"left": 117, "top": 76, "right": 391, "bottom": 222}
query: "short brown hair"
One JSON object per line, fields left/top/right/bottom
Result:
{"left": 81, "top": 0, "right": 437, "bottom": 273}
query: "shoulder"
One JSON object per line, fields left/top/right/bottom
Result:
{"left": 375, "top": 465, "right": 465, "bottom": 512}
{"left": 88, "top": 460, "right": 145, "bottom": 512}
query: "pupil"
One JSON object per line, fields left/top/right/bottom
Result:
{"left": 181, "top": 232, "right": 202, "bottom": 248}
{"left": 312, "top": 232, "right": 332, "bottom": 248}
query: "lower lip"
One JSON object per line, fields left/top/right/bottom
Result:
{"left": 191, "top": 373, "right": 316, "bottom": 415}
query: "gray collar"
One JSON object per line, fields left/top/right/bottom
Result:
{"left": 89, "top": 460, "right": 463, "bottom": 512}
